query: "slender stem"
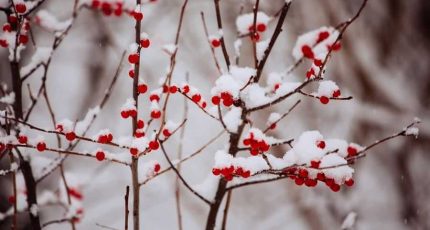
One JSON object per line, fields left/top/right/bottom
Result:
{"left": 124, "top": 186, "right": 130, "bottom": 230}
{"left": 221, "top": 190, "right": 232, "bottom": 230}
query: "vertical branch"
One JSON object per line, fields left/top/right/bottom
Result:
{"left": 221, "top": 190, "right": 232, "bottom": 230}
{"left": 124, "top": 186, "right": 130, "bottom": 230}
{"left": 131, "top": 1, "right": 142, "bottom": 230}
{"left": 213, "top": 0, "right": 231, "bottom": 70}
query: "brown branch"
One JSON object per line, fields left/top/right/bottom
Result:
{"left": 213, "top": 0, "right": 231, "bottom": 69}
{"left": 200, "top": 12, "right": 222, "bottom": 75}
{"left": 263, "top": 99, "right": 301, "bottom": 133}
{"left": 124, "top": 186, "right": 130, "bottom": 230}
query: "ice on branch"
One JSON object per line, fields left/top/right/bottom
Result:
{"left": 236, "top": 12, "right": 271, "bottom": 35}
{"left": 35, "top": 10, "right": 72, "bottom": 32}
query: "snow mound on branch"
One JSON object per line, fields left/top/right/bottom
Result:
{"left": 236, "top": 12, "right": 271, "bottom": 35}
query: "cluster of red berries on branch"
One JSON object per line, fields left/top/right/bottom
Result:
{"left": 212, "top": 165, "right": 251, "bottom": 181}
{"left": 242, "top": 132, "right": 270, "bottom": 156}
{"left": 211, "top": 92, "right": 235, "bottom": 107}
{"left": 0, "top": 17, "right": 30, "bottom": 48}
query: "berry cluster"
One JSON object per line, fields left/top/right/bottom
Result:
{"left": 247, "top": 22, "right": 267, "bottom": 42}
{"left": 211, "top": 92, "right": 235, "bottom": 107}
{"left": 284, "top": 167, "right": 354, "bottom": 192}
{"left": 212, "top": 165, "right": 251, "bottom": 181}
{"left": 1, "top": 16, "right": 30, "bottom": 48}
{"left": 242, "top": 132, "right": 270, "bottom": 156}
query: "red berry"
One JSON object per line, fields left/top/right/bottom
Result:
{"left": 130, "top": 148, "right": 138, "bottom": 156}
{"left": 243, "top": 138, "right": 250, "bottom": 146}
{"left": 325, "top": 178, "right": 334, "bottom": 187}
{"left": 138, "top": 84, "right": 148, "bottom": 94}
{"left": 0, "top": 40, "right": 8, "bottom": 48}
{"left": 154, "top": 163, "right": 160, "bottom": 172}
{"left": 269, "top": 123, "right": 276, "bottom": 130}
{"left": 347, "top": 146, "right": 357, "bottom": 157}
{"left": 211, "top": 39, "right": 220, "bottom": 48}
{"left": 129, "top": 69, "right": 135, "bottom": 78}
{"left": 36, "top": 142, "right": 46, "bottom": 152}
{"left": 101, "top": 2, "right": 112, "bottom": 15}
{"left": 19, "top": 35, "right": 29, "bottom": 45}
{"left": 0, "top": 143, "right": 5, "bottom": 151}
{"left": 251, "top": 32, "right": 260, "bottom": 42}
{"left": 330, "top": 183, "right": 340, "bottom": 192}
{"left": 256, "top": 23, "right": 266, "bottom": 32}
{"left": 96, "top": 151, "right": 105, "bottom": 161}
{"left": 15, "top": 3, "right": 27, "bottom": 14}
{"left": 137, "top": 119, "right": 145, "bottom": 129}
{"left": 317, "top": 140, "right": 325, "bottom": 149}
{"left": 295, "top": 177, "right": 304, "bottom": 186}
{"left": 345, "top": 178, "right": 354, "bottom": 187}
{"left": 191, "top": 94, "right": 201, "bottom": 103}
{"left": 3, "top": 24, "right": 12, "bottom": 32}
{"left": 140, "top": 39, "right": 150, "bottom": 48}
{"left": 135, "top": 130, "right": 145, "bottom": 138}
{"left": 18, "top": 135, "right": 28, "bottom": 144}
{"left": 98, "top": 135, "right": 108, "bottom": 143}
{"left": 162, "top": 129, "right": 171, "bottom": 137}
{"left": 319, "top": 96, "right": 329, "bottom": 104}
{"left": 128, "top": 54, "right": 139, "bottom": 64}
{"left": 316, "top": 172, "right": 325, "bottom": 181}
{"left": 242, "top": 170, "right": 250, "bottom": 178}
{"left": 250, "top": 148, "right": 259, "bottom": 156}
{"left": 332, "top": 89, "right": 341, "bottom": 98}
{"left": 201, "top": 102, "right": 207, "bottom": 108}
{"left": 121, "top": 110, "right": 129, "bottom": 119}
{"left": 107, "top": 133, "right": 113, "bottom": 142}
{"left": 330, "top": 42, "right": 341, "bottom": 51}
{"left": 129, "top": 110, "right": 137, "bottom": 117}
{"left": 212, "top": 168, "right": 220, "bottom": 176}
{"left": 65, "top": 132, "right": 76, "bottom": 141}
{"left": 162, "top": 85, "right": 169, "bottom": 93}
{"left": 306, "top": 68, "right": 315, "bottom": 79}
{"left": 305, "top": 179, "right": 317, "bottom": 187}
{"left": 222, "top": 97, "right": 233, "bottom": 107}
{"left": 182, "top": 85, "right": 190, "bottom": 94}
{"left": 169, "top": 85, "right": 178, "bottom": 94}
{"left": 301, "top": 45, "right": 314, "bottom": 59}
{"left": 314, "top": 59, "right": 323, "bottom": 67}
{"left": 149, "top": 141, "right": 159, "bottom": 150}
{"left": 114, "top": 7, "right": 122, "bottom": 16}
{"left": 274, "top": 84, "right": 280, "bottom": 91}
{"left": 151, "top": 110, "right": 161, "bottom": 119}
{"left": 316, "top": 31, "right": 330, "bottom": 43}
{"left": 310, "top": 160, "right": 320, "bottom": 169}
{"left": 8, "top": 16, "right": 17, "bottom": 23}
{"left": 133, "top": 12, "right": 143, "bottom": 21}
{"left": 91, "top": 0, "right": 101, "bottom": 9}
{"left": 298, "top": 168, "right": 308, "bottom": 178}
{"left": 224, "top": 174, "right": 233, "bottom": 181}
{"left": 149, "top": 94, "right": 160, "bottom": 102}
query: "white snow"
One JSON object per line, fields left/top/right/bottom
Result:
{"left": 222, "top": 107, "right": 242, "bottom": 133}
{"left": 36, "top": 10, "right": 72, "bottom": 32}
{"left": 236, "top": 12, "right": 271, "bottom": 35}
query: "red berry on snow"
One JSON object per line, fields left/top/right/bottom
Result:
{"left": 149, "top": 94, "right": 160, "bottom": 102}
{"left": 347, "top": 146, "right": 357, "bottom": 157}
{"left": 191, "top": 94, "right": 201, "bottom": 103}
{"left": 319, "top": 96, "right": 329, "bottom": 104}
{"left": 128, "top": 54, "right": 139, "bottom": 64}
{"left": 332, "top": 89, "right": 341, "bottom": 98}
{"left": 330, "top": 183, "right": 341, "bottom": 192}
{"left": 298, "top": 168, "right": 308, "bottom": 178}
{"left": 257, "top": 23, "right": 266, "bottom": 32}
{"left": 3, "top": 24, "right": 11, "bottom": 32}
{"left": 345, "top": 178, "right": 354, "bottom": 187}
{"left": 140, "top": 39, "right": 150, "bottom": 48}
{"left": 133, "top": 12, "right": 143, "bottom": 21}
{"left": 169, "top": 85, "right": 178, "bottom": 94}
{"left": 19, "top": 35, "right": 28, "bottom": 45}
{"left": 65, "top": 132, "right": 76, "bottom": 141}
{"left": 295, "top": 177, "right": 304, "bottom": 186}
{"left": 306, "top": 68, "right": 315, "bottom": 79}
{"left": 330, "top": 42, "right": 342, "bottom": 51}
{"left": 18, "top": 135, "right": 28, "bottom": 144}
{"left": 15, "top": 3, "right": 27, "bottom": 14}
{"left": 242, "top": 170, "right": 251, "bottom": 178}
{"left": 212, "top": 168, "right": 220, "bottom": 176}
{"left": 91, "top": 0, "right": 101, "bottom": 8}
{"left": 314, "top": 59, "right": 323, "bottom": 67}
{"left": 317, "top": 172, "right": 325, "bottom": 181}
{"left": 36, "top": 142, "right": 46, "bottom": 152}
{"left": 121, "top": 111, "right": 129, "bottom": 118}
{"left": 162, "top": 129, "right": 171, "bottom": 137}
{"left": 130, "top": 148, "right": 138, "bottom": 156}
{"left": 96, "top": 151, "right": 105, "bottom": 161}
{"left": 149, "top": 141, "right": 159, "bottom": 150}
{"left": 317, "top": 31, "right": 330, "bottom": 43}
{"left": 269, "top": 123, "right": 277, "bottom": 130}
{"left": 310, "top": 160, "right": 320, "bottom": 169}
{"left": 211, "top": 39, "right": 220, "bottom": 48}
{"left": 317, "top": 140, "right": 326, "bottom": 149}
{"left": 182, "top": 85, "right": 190, "bottom": 94}
{"left": 135, "top": 130, "right": 145, "bottom": 138}
{"left": 250, "top": 148, "right": 259, "bottom": 156}
{"left": 137, "top": 119, "right": 145, "bottom": 129}
{"left": 154, "top": 163, "right": 160, "bottom": 172}
{"left": 138, "top": 84, "right": 148, "bottom": 94}
{"left": 128, "top": 70, "right": 135, "bottom": 78}
{"left": 301, "top": 45, "right": 314, "bottom": 59}
{"left": 151, "top": 110, "right": 161, "bottom": 119}
{"left": 243, "top": 138, "right": 250, "bottom": 146}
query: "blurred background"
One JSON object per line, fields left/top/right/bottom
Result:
{"left": 1, "top": 0, "right": 429, "bottom": 229}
